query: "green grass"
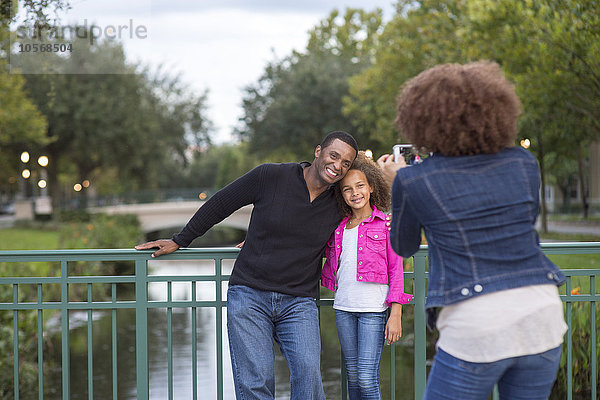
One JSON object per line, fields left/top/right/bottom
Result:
{"left": 0, "top": 228, "right": 60, "bottom": 251}
{"left": 539, "top": 231, "right": 600, "bottom": 242}
{"left": 538, "top": 231, "right": 600, "bottom": 278}
{"left": 548, "top": 214, "right": 600, "bottom": 223}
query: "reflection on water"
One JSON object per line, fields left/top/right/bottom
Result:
{"left": 48, "top": 260, "right": 416, "bottom": 399}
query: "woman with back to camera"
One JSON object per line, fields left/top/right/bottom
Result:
{"left": 377, "top": 61, "right": 567, "bottom": 400}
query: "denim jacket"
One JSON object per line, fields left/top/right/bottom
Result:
{"left": 389, "top": 147, "right": 565, "bottom": 309}
{"left": 321, "top": 206, "right": 413, "bottom": 306}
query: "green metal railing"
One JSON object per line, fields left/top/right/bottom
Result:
{"left": 0, "top": 243, "right": 598, "bottom": 399}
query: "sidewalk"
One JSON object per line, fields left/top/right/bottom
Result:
{"left": 0, "top": 215, "right": 14, "bottom": 229}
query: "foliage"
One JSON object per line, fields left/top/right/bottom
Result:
{"left": 184, "top": 141, "right": 295, "bottom": 191}
{"left": 344, "top": 0, "right": 470, "bottom": 155}
{"left": 342, "top": 0, "right": 600, "bottom": 223}
{"left": 58, "top": 213, "right": 143, "bottom": 249}
{"left": 0, "top": 71, "right": 47, "bottom": 145}
{"left": 0, "top": 1, "right": 71, "bottom": 200}
{"left": 462, "top": 0, "right": 600, "bottom": 220}
{"left": 551, "top": 301, "right": 600, "bottom": 399}
{"left": 0, "top": 0, "right": 70, "bottom": 25}
{"left": 0, "top": 43, "right": 48, "bottom": 197}
{"left": 236, "top": 8, "right": 383, "bottom": 159}
{"left": 0, "top": 212, "right": 143, "bottom": 398}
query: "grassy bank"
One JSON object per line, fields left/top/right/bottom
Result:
{"left": 0, "top": 227, "right": 60, "bottom": 250}
{"left": 0, "top": 216, "right": 144, "bottom": 399}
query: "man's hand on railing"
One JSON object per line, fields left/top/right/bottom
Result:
{"left": 135, "top": 239, "right": 180, "bottom": 258}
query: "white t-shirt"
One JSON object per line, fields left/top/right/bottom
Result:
{"left": 436, "top": 284, "right": 567, "bottom": 362}
{"left": 333, "top": 226, "right": 388, "bottom": 312}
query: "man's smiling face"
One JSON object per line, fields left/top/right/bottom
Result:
{"left": 313, "top": 138, "right": 357, "bottom": 185}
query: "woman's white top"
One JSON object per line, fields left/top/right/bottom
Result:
{"left": 436, "top": 284, "right": 567, "bottom": 362}
{"left": 333, "top": 226, "right": 388, "bottom": 312}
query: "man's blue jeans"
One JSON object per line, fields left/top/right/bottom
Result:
{"left": 227, "top": 285, "right": 325, "bottom": 400}
{"left": 424, "top": 346, "right": 562, "bottom": 400}
{"left": 335, "top": 310, "right": 387, "bottom": 400}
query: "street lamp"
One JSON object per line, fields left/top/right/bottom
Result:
{"left": 37, "top": 155, "right": 49, "bottom": 198}
{"left": 37, "top": 156, "right": 49, "bottom": 167}
{"left": 19, "top": 152, "right": 31, "bottom": 199}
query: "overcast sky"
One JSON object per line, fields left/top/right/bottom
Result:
{"left": 27, "top": 0, "right": 396, "bottom": 143}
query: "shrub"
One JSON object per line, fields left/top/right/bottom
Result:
{"left": 58, "top": 213, "right": 143, "bottom": 249}
{"left": 551, "top": 301, "right": 600, "bottom": 399}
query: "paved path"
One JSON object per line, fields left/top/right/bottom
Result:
{"left": 0, "top": 215, "right": 14, "bottom": 229}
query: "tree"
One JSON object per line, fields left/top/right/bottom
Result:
{"left": 18, "top": 35, "right": 212, "bottom": 209}
{"left": 345, "top": 0, "right": 600, "bottom": 223}
{"left": 463, "top": 0, "right": 600, "bottom": 221}
{"left": 1, "top": 0, "right": 70, "bottom": 24}
{"left": 0, "top": 2, "right": 52, "bottom": 199}
{"left": 344, "top": 0, "right": 470, "bottom": 155}
{"left": 0, "top": 70, "right": 48, "bottom": 198}
{"left": 236, "top": 8, "right": 383, "bottom": 159}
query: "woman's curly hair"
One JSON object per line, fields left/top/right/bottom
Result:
{"left": 395, "top": 61, "right": 522, "bottom": 156}
{"left": 335, "top": 151, "right": 391, "bottom": 217}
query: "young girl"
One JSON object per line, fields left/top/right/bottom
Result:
{"left": 321, "top": 152, "right": 413, "bottom": 400}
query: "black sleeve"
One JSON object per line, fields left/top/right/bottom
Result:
{"left": 172, "top": 164, "right": 266, "bottom": 247}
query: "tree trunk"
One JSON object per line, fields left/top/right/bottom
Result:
{"left": 47, "top": 148, "right": 61, "bottom": 218}
{"left": 577, "top": 146, "right": 588, "bottom": 219}
{"left": 76, "top": 165, "right": 96, "bottom": 210}
{"left": 537, "top": 132, "right": 548, "bottom": 233}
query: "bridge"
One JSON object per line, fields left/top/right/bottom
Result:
{"left": 90, "top": 201, "right": 253, "bottom": 233}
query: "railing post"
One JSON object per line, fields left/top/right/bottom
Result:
{"left": 13, "top": 284, "right": 19, "bottom": 400}
{"left": 390, "top": 343, "right": 396, "bottom": 399}
{"left": 413, "top": 252, "right": 427, "bottom": 399}
{"left": 60, "top": 261, "right": 70, "bottom": 400}
{"left": 135, "top": 259, "right": 149, "bottom": 399}
{"left": 37, "top": 284, "right": 44, "bottom": 400}
{"left": 590, "top": 276, "right": 597, "bottom": 400}
{"left": 215, "top": 258, "right": 224, "bottom": 400}
{"left": 566, "top": 279, "right": 573, "bottom": 400}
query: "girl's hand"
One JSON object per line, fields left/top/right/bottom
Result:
{"left": 385, "top": 303, "right": 403, "bottom": 345}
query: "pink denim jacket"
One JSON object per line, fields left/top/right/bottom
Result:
{"left": 321, "top": 206, "right": 413, "bottom": 307}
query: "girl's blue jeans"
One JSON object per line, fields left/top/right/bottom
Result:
{"left": 424, "top": 346, "right": 562, "bottom": 400}
{"left": 335, "top": 309, "right": 387, "bottom": 400}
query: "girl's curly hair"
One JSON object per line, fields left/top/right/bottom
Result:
{"left": 395, "top": 61, "right": 522, "bottom": 156}
{"left": 335, "top": 151, "right": 391, "bottom": 217}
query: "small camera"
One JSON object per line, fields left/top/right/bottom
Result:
{"left": 393, "top": 144, "right": 422, "bottom": 165}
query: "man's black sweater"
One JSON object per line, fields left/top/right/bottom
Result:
{"left": 173, "top": 162, "right": 342, "bottom": 298}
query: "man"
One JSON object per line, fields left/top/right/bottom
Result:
{"left": 136, "top": 131, "right": 358, "bottom": 399}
